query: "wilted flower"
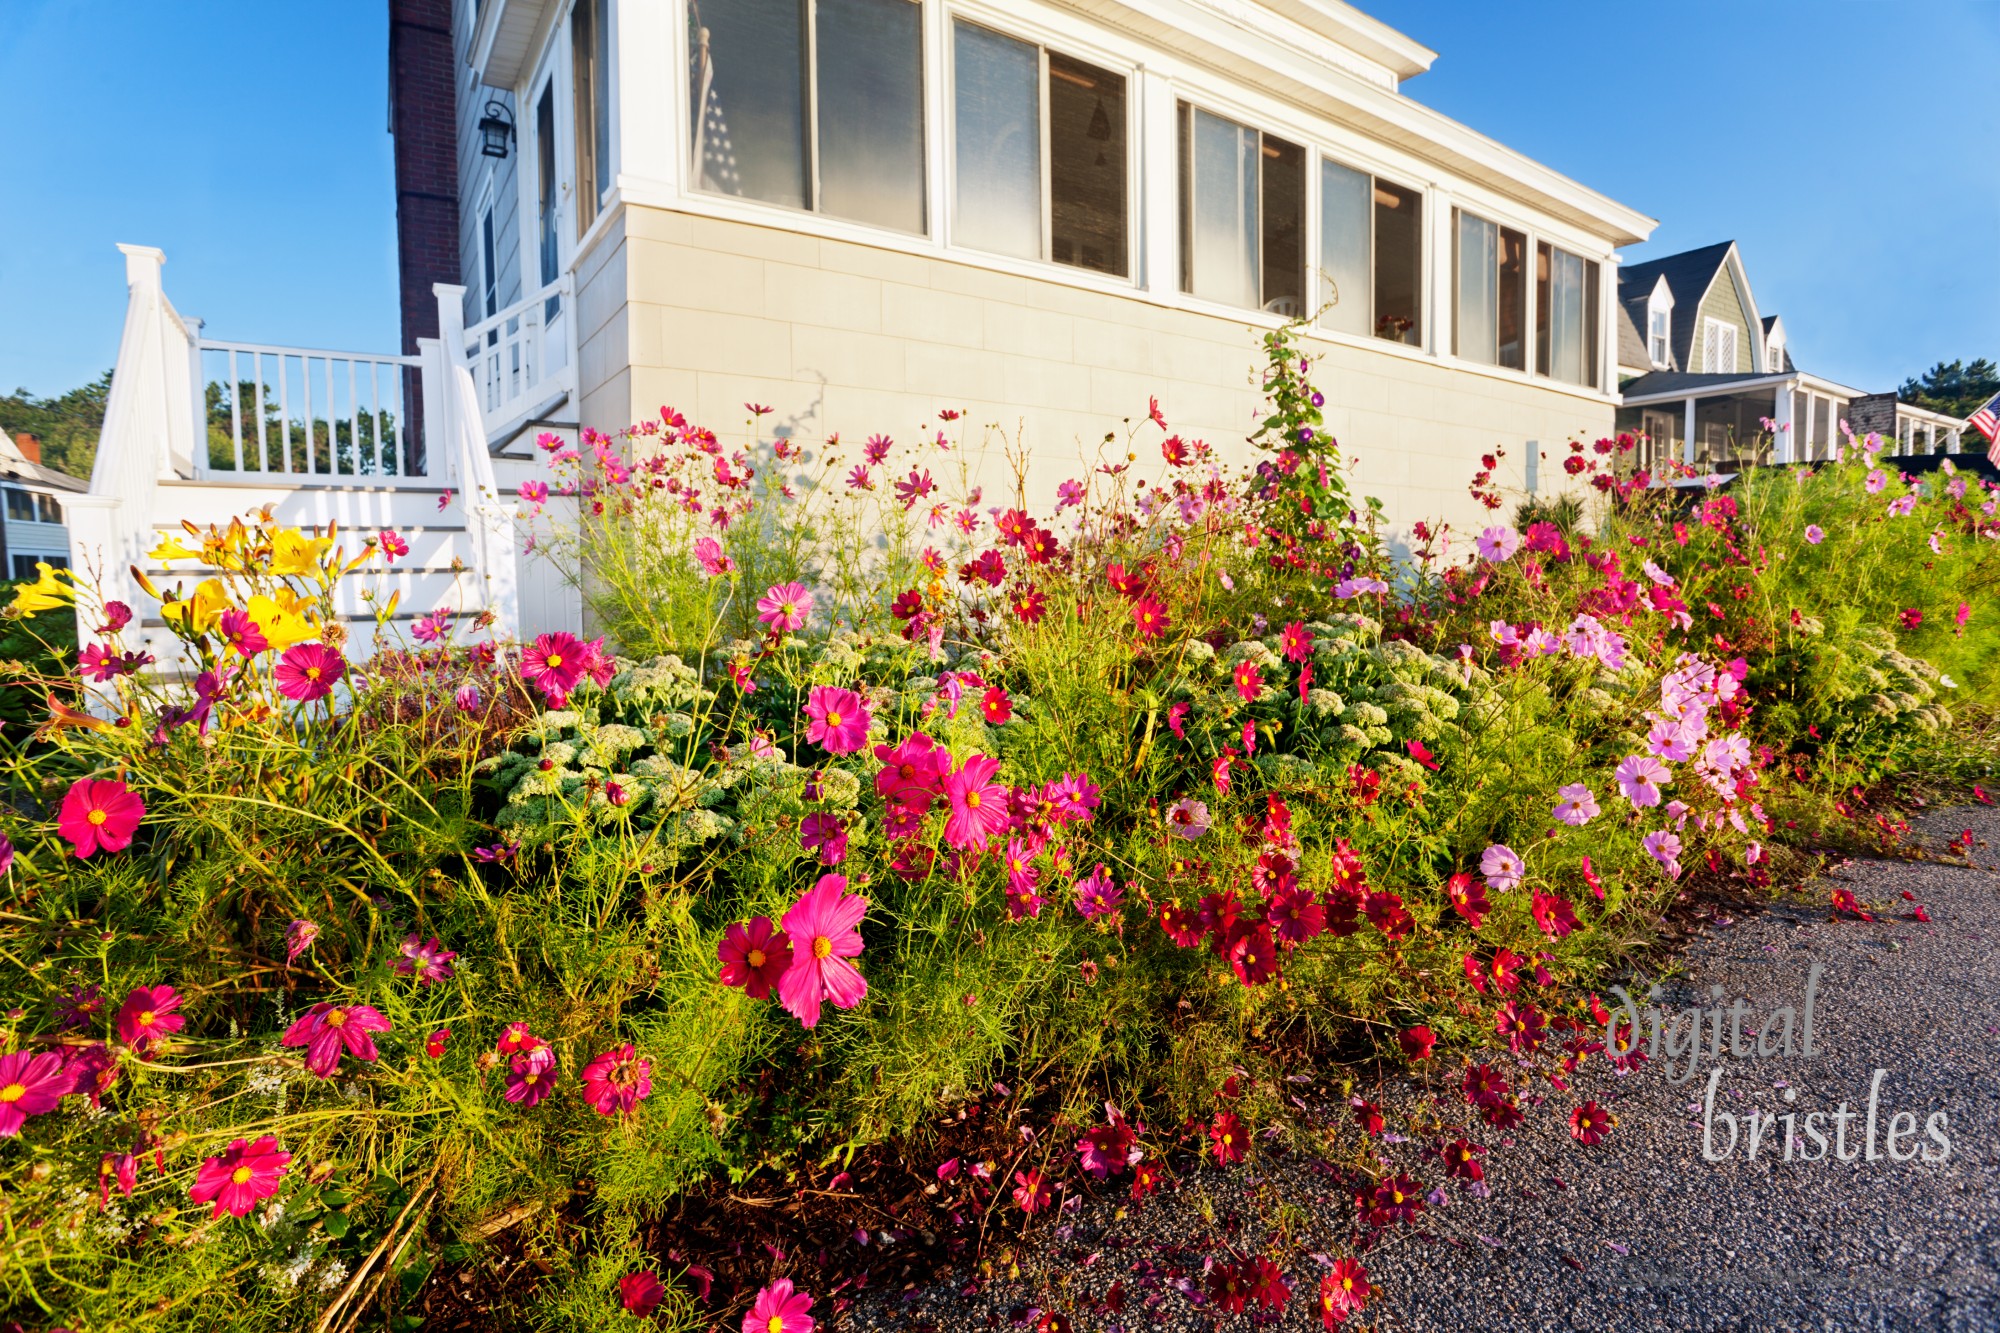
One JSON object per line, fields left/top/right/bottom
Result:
{"left": 282, "top": 1002, "right": 392, "bottom": 1078}
{"left": 580, "top": 1043, "right": 654, "bottom": 1117}
{"left": 620, "top": 1270, "right": 666, "bottom": 1316}
{"left": 285, "top": 919, "right": 319, "bottom": 965}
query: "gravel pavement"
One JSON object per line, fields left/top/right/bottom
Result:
{"left": 844, "top": 805, "right": 2000, "bottom": 1333}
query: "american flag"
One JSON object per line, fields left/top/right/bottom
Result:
{"left": 688, "top": 5, "right": 742, "bottom": 196}
{"left": 1972, "top": 390, "right": 2000, "bottom": 467}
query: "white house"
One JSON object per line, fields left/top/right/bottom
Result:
{"left": 0, "top": 431, "right": 84, "bottom": 581}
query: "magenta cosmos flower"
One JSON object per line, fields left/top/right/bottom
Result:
{"left": 57, "top": 777, "right": 145, "bottom": 859}
{"left": 188, "top": 1134, "right": 291, "bottom": 1219}
{"left": 520, "top": 632, "right": 586, "bottom": 703}
{"left": 719, "top": 916, "right": 793, "bottom": 999}
{"left": 0, "top": 1051, "right": 71, "bottom": 1136}
{"left": 778, "top": 874, "right": 869, "bottom": 1029}
{"left": 756, "top": 581, "right": 814, "bottom": 633}
{"left": 505, "top": 1046, "right": 559, "bottom": 1106}
{"left": 941, "top": 753, "right": 1010, "bottom": 851}
{"left": 621, "top": 1270, "right": 667, "bottom": 1316}
{"left": 580, "top": 1043, "right": 654, "bottom": 1117}
{"left": 281, "top": 1001, "right": 392, "bottom": 1078}
{"left": 803, "top": 685, "right": 870, "bottom": 754}
{"left": 116, "top": 984, "right": 185, "bottom": 1051}
{"left": 742, "top": 1278, "right": 815, "bottom": 1333}
{"left": 394, "top": 934, "right": 457, "bottom": 986}
{"left": 274, "top": 643, "right": 345, "bottom": 703}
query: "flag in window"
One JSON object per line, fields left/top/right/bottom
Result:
{"left": 688, "top": 5, "right": 742, "bottom": 196}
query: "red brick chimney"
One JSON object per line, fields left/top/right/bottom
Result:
{"left": 389, "top": 0, "right": 460, "bottom": 473}
{"left": 12, "top": 433, "right": 40, "bottom": 464}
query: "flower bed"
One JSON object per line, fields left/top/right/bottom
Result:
{"left": 2, "top": 325, "right": 1995, "bottom": 1331}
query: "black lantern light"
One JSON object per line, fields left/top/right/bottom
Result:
{"left": 478, "top": 100, "right": 515, "bottom": 159}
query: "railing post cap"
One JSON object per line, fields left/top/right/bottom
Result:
{"left": 117, "top": 244, "right": 165, "bottom": 287}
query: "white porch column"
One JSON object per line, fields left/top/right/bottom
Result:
{"left": 1683, "top": 396, "right": 1697, "bottom": 466}
{"left": 1772, "top": 382, "right": 1793, "bottom": 464}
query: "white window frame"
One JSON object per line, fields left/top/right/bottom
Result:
{"left": 1702, "top": 316, "right": 1737, "bottom": 373}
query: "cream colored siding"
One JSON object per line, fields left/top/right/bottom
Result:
{"left": 575, "top": 206, "right": 1612, "bottom": 539}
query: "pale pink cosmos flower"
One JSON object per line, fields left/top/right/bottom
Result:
{"left": 1888, "top": 494, "right": 1917, "bottom": 517}
{"left": 1646, "top": 718, "right": 1697, "bottom": 763}
{"left": 1615, "top": 754, "right": 1670, "bottom": 808}
{"left": 778, "top": 874, "right": 869, "bottom": 1029}
{"left": 1480, "top": 843, "right": 1525, "bottom": 892}
{"left": 1476, "top": 526, "right": 1522, "bottom": 562}
{"left": 1642, "top": 830, "right": 1682, "bottom": 878}
{"left": 1552, "top": 783, "right": 1599, "bottom": 826}
{"left": 1865, "top": 468, "right": 1888, "bottom": 494}
{"left": 1641, "top": 560, "right": 1675, "bottom": 587}
{"left": 1488, "top": 621, "right": 1521, "bottom": 647}
{"left": 1522, "top": 627, "right": 1562, "bottom": 657}
{"left": 756, "top": 581, "right": 815, "bottom": 633}
{"left": 1804, "top": 524, "right": 1825, "bottom": 545}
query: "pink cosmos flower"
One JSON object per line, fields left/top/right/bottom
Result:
{"left": 1552, "top": 783, "right": 1599, "bottom": 826}
{"left": 803, "top": 685, "right": 870, "bottom": 754}
{"left": 218, "top": 608, "right": 269, "bottom": 656}
{"left": 621, "top": 1270, "right": 667, "bottom": 1316}
{"left": 504, "top": 1047, "right": 558, "bottom": 1106}
{"left": 395, "top": 934, "right": 457, "bottom": 985}
{"left": 1479, "top": 843, "right": 1524, "bottom": 893}
{"left": 778, "top": 874, "right": 869, "bottom": 1029}
{"left": 188, "top": 1135, "right": 291, "bottom": 1218}
{"left": 100, "top": 1149, "right": 138, "bottom": 1207}
{"left": 281, "top": 1002, "right": 392, "bottom": 1078}
{"left": 1642, "top": 830, "right": 1683, "bottom": 878}
{"left": 378, "top": 529, "right": 409, "bottom": 563}
{"left": 518, "top": 480, "right": 549, "bottom": 506}
{"left": 756, "top": 581, "right": 815, "bottom": 632}
{"left": 274, "top": 643, "right": 345, "bottom": 703}
{"left": 1804, "top": 524, "right": 1825, "bottom": 545}
{"left": 97, "top": 601, "right": 133, "bottom": 634}
{"left": 57, "top": 777, "right": 145, "bottom": 859}
{"left": 426, "top": 1029, "right": 450, "bottom": 1058}
{"left": 116, "top": 984, "right": 184, "bottom": 1051}
{"left": 941, "top": 754, "right": 1010, "bottom": 851}
{"left": 742, "top": 1278, "right": 815, "bottom": 1333}
{"left": 1012, "top": 1168, "right": 1052, "bottom": 1214}
{"left": 496, "top": 1021, "right": 543, "bottom": 1056}
{"left": 1073, "top": 865, "right": 1124, "bottom": 918}
{"left": 285, "top": 919, "right": 319, "bottom": 965}
{"left": 0, "top": 1051, "right": 70, "bottom": 1136}
{"left": 580, "top": 1043, "right": 654, "bottom": 1117}
{"left": 718, "top": 916, "right": 792, "bottom": 999}
{"left": 1233, "top": 660, "right": 1263, "bottom": 701}
{"left": 1167, "top": 797, "right": 1211, "bottom": 840}
{"left": 519, "top": 632, "right": 585, "bottom": 704}
{"left": 981, "top": 686, "right": 1013, "bottom": 724}
{"left": 413, "top": 611, "right": 453, "bottom": 643}
{"left": 694, "top": 536, "right": 736, "bottom": 576}
{"left": 1865, "top": 468, "right": 1888, "bottom": 494}
{"left": 1615, "top": 754, "right": 1670, "bottom": 808}
{"left": 1279, "top": 621, "right": 1314, "bottom": 663}
{"left": 800, "top": 811, "right": 848, "bottom": 866}
{"left": 1476, "top": 526, "right": 1522, "bottom": 561}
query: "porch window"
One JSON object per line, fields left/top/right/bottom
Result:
{"left": 688, "top": 0, "right": 926, "bottom": 235}
{"left": 572, "top": 0, "right": 610, "bottom": 233}
{"left": 952, "top": 24, "right": 1128, "bottom": 276}
{"left": 1535, "top": 241, "right": 1599, "bottom": 388}
{"left": 1177, "top": 104, "right": 1304, "bottom": 313}
{"left": 1453, "top": 209, "right": 1525, "bottom": 369}
{"left": 1316, "top": 161, "right": 1423, "bottom": 345}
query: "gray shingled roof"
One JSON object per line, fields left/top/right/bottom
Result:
{"left": 1616, "top": 299, "right": 1650, "bottom": 371}
{"left": 1617, "top": 241, "right": 1736, "bottom": 374}
{"left": 1761, "top": 315, "right": 1795, "bottom": 372}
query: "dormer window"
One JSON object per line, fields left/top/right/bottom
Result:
{"left": 1766, "top": 336, "right": 1785, "bottom": 372}
{"left": 1648, "top": 306, "right": 1669, "bottom": 366}
{"left": 1644, "top": 277, "right": 1673, "bottom": 368}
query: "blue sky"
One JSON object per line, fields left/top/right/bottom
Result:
{"left": 3, "top": 1, "right": 1995, "bottom": 398}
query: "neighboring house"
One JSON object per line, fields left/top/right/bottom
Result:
{"left": 0, "top": 431, "right": 85, "bottom": 580}
{"left": 390, "top": 0, "right": 1658, "bottom": 533}
{"left": 1613, "top": 241, "right": 1966, "bottom": 471}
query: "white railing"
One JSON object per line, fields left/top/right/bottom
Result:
{"left": 447, "top": 274, "right": 575, "bottom": 446}
{"left": 196, "top": 341, "right": 424, "bottom": 482}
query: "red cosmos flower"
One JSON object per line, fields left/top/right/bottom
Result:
{"left": 1365, "top": 1174, "right": 1426, "bottom": 1227}
{"left": 425, "top": 1028, "right": 450, "bottom": 1058}
{"left": 1319, "top": 1259, "right": 1372, "bottom": 1328}
{"left": 1532, "top": 891, "right": 1580, "bottom": 939}
{"left": 1327, "top": 838, "right": 1368, "bottom": 895}
{"left": 1130, "top": 1158, "right": 1162, "bottom": 1200}
{"left": 981, "top": 686, "right": 1013, "bottom": 724}
{"left": 1023, "top": 526, "right": 1059, "bottom": 564}
{"left": 1353, "top": 1099, "right": 1385, "bottom": 1135}
{"left": 99, "top": 1149, "right": 138, "bottom": 1208}
{"left": 1209, "top": 1262, "right": 1252, "bottom": 1314}
{"left": 1495, "top": 1000, "right": 1545, "bottom": 1053}
{"left": 1321, "top": 884, "right": 1363, "bottom": 938}
{"left": 116, "top": 984, "right": 184, "bottom": 1052}
{"left": 275, "top": 643, "right": 347, "bottom": 703}
{"left": 1149, "top": 396, "right": 1168, "bottom": 429}
{"left": 1246, "top": 1254, "right": 1290, "bottom": 1310}
{"left": 1347, "top": 764, "right": 1382, "bottom": 806}
{"left": 1362, "top": 890, "right": 1412, "bottom": 939}
{"left": 1399, "top": 1026, "right": 1435, "bottom": 1061}
{"left": 960, "top": 549, "right": 1006, "bottom": 587}
{"left": 1899, "top": 607, "right": 1923, "bottom": 630}
{"left": 1105, "top": 562, "right": 1147, "bottom": 598}
{"left": 1830, "top": 888, "right": 1874, "bottom": 921}
{"left": 282, "top": 1002, "right": 392, "bottom": 1078}
{"left": 496, "top": 1021, "right": 543, "bottom": 1056}
{"left": 1405, "top": 739, "right": 1440, "bottom": 771}
{"left": 1570, "top": 1100, "right": 1616, "bottom": 1145}
{"left": 0, "top": 1051, "right": 70, "bottom": 1136}
{"left": 1227, "top": 921, "right": 1280, "bottom": 986}
{"left": 619, "top": 1270, "right": 666, "bottom": 1316}
{"left": 1279, "top": 621, "right": 1314, "bottom": 663}
{"left": 1130, "top": 596, "right": 1170, "bottom": 639}
{"left": 1481, "top": 1096, "right": 1525, "bottom": 1130}
{"left": 378, "top": 528, "right": 409, "bottom": 563}
{"left": 62, "top": 1044, "right": 116, "bottom": 1109}
{"left": 1161, "top": 434, "right": 1189, "bottom": 466}
{"left": 1011, "top": 588, "right": 1047, "bottom": 623}
{"left": 57, "top": 778, "right": 145, "bottom": 859}
{"left": 994, "top": 508, "right": 1034, "bottom": 544}
{"left": 580, "top": 1043, "right": 654, "bottom": 1117}
{"left": 1157, "top": 902, "right": 1203, "bottom": 947}
{"left": 1461, "top": 1063, "right": 1509, "bottom": 1106}
{"left": 1267, "top": 885, "right": 1325, "bottom": 945}
{"left": 890, "top": 588, "right": 924, "bottom": 621}
{"left": 1232, "top": 660, "right": 1263, "bottom": 701}
{"left": 189, "top": 1134, "right": 291, "bottom": 1219}
{"left": 1441, "top": 1138, "right": 1484, "bottom": 1182}
{"left": 1012, "top": 1168, "right": 1051, "bottom": 1214}
{"left": 1208, "top": 1111, "right": 1247, "bottom": 1165}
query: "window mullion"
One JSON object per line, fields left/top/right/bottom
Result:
{"left": 1039, "top": 46, "right": 1053, "bottom": 263}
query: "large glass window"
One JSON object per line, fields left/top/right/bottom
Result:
{"left": 1454, "top": 209, "right": 1525, "bottom": 369}
{"left": 571, "top": 0, "right": 610, "bottom": 233}
{"left": 1318, "top": 161, "right": 1423, "bottom": 344}
{"left": 1536, "top": 241, "right": 1598, "bottom": 388}
{"left": 688, "top": 0, "right": 924, "bottom": 233}
{"left": 1178, "top": 104, "right": 1302, "bottom": 312}
{"left": 952, "top": 27, "right": 1128, "bottom": 275}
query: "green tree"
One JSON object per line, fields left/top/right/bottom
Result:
{"left": 0, "top": 371, "right": 110, "bottom": 480}
{"left": 1898, "top": 358, "right": 1999, "bottom": 420}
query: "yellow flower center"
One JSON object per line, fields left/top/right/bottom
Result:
{"left": 0, "top": 1084, "right": 23, "bottom": 1103}
{"left": 89, "top": 809, "right": 108, "bottom": 826}
{"left": 547, "top": 653, "right": 564, "bottom": 668}
{"left": 1222, "top": 1133, "right": 1232, "bottom": 1146}
{"left": 746, "top": 948, "right": 766, "bottom": 969}
{"left": 526, "top": 1073, "right": 539, "bottom": 1084}
{"left": 1392, "top": 1188, "right": 1405, "bottom": 1203}
{"left": 966, "top": 792, "right": 981, "bottom": 808}
{"left": 813, "top": 936, "right": 833, "bottom": 960}
{"left": 306, "top": 666, "right": 323, "bottom": 681}
{"left": 325, "top": 1009, "right": 347, "bottom": 1028}
{"left": 1343, "top": 1277, "right": 1355, "bottom": 1291}
{"left": 768, "top": 1318, "right": 786, "bottom": 1333}
{"left": 139, "top": 1011, "right": 156, "bottom": 1027}
{"left": 231, "top": 1166, "right": 253, "bottom": 1184}
{"left": 826, "top": 711, "right": 843, "bottom": 727}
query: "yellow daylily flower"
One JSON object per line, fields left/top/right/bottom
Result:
{"left": 269, "top": 528, "right": 334, "bottom": 580}
{"left": 8, "top": 562, "right": 75, "bottom": 615}
{"left": 149, "top": 535, "right": 204, "bottom": 563}
{"left": 245, "top": 592, "right": 320, "bottom": 650}
{"left": 160, "top": 578, "right": 229, "bottom": 635}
